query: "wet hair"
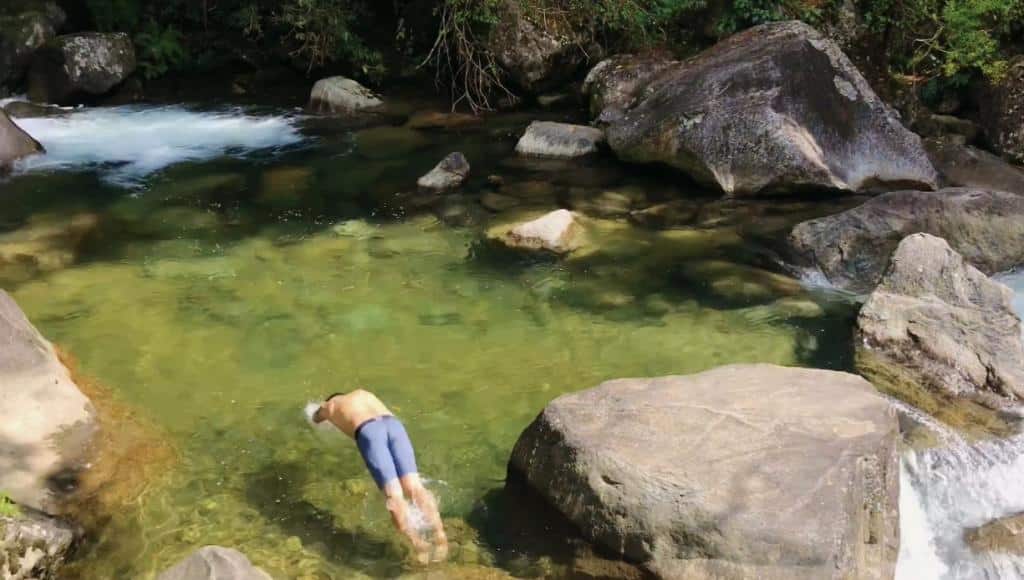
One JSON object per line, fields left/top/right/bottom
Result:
{"left": 324, "top": 392, "right": 347, "bottom": 402}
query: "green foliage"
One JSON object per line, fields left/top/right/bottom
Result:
{"left": 0, "top": 493, "right": 20, "bottom": 518}
{"left": 85, "top": 0, "right": 142, "bottom": 32}
{"left": 276, "top": 0, "right": 382, "bottom": 75}
{"left": 135, "top": 21, "right": 188, "bottom": 79}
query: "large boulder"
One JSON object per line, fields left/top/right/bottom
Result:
{"left": 966, "top": 513, "right": 1024, "bottom": 556}
{"left": 27, "top": 32, "right": 136, "bottom": 104}
{"left": 515, "top": 121, "right": 604, "bottom": 158}
{"left": 581, "top": 53, "right": 678, "bottom": 121}
{"left": 508, "top": 364, "right": 900, "bottom": 579}
{"left": 156, "top": 546, "right": 272, "bottom": 580}
{"left": 601, "top": 21, "right": 938, "bottom": 196}
{"left": 926, "top": 139, "right": 1024, "bottom": 194}
{"left": 0, "top": 1, "right": 65, "bottom": 90}
{"left": 0, "top": 512, "right": 77, "bottom": 580}
{"left": 788, "top": 188, "right": 1024, "bottom": 293}
{"left": 486, "top": 0, "right": 587, "bottom": 94}
{"left": 856, "top": 234, "right": 1024, "bottom": 408}
{"left": 0, "top": 109, "right": 43, "bottom": 172}
{"left": 977, "top": 57, "right": 1024, "bottom": 164}
{"left": 0, "top": 290, "right": 96, "bottom": 513}
{"left": 308, "top": 76, "right": 384, "bottom": 115}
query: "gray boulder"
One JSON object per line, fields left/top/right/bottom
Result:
{"left": 486, "top": 0, "right": 586, "bottom": 94}
{"left": 977, "top": 57, "right": 1024, "bottom": 164}
{"left": 788, "top": 188, "right": 1024, "bottom": 293}
{"left": 0, "top": 511, "right": 78, "bottom": 580}
{"left": 926, "top": 139, "right": 1024, "bottom": 194}
{"left": 856, "top": 234, "right": 1024, "bottom": 406}
{"left": 581, "top": 53, "right": 677, "bottom": 121}
{"left": 417, "top": 152, "right": 470, "bottom": 192}
{"left": 602, "top": 21, "right": 938, "bottom": 196}
{"left": 0, "top": 1, "right": 65, "bottom": 90}
{"left": 966, "top": 513, "right": 1024, "bottom": 556}
{"left": 157, "top": 546, "right": 272, "bottom": 580}
{"left": 515, "top": 121, "right": 604, "bottom": 159}
{"left": 508, "top": 364, "right": 900, "bottom": 579}
{"left": 308, "top": 76, "right": 384, "bottom": 115}
{"left": 0, "top": 109, "right": 43, "bottom": 171}
{"left": 28, "top": 32, "right": 136, "bottom": 104}
{"left": 0, "top": 290, "right": 96, "bottom": 513}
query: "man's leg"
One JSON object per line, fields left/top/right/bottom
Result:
{"left": 384, "top": 417, "right": 448, "bottom": 560}
{"left": 383, "top": 481, "right": 431, "bottom": 563}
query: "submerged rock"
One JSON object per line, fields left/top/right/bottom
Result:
{"left": 28, "top": 32, "right": 136, "bottom": 104}
{"left": 0, "top": 108, "right": 43, "bottom": 171}
{"left": 488, "top": 209, "right": 584, "bottom": 254}
{"left": 406, "top": 110, "right": 482, "bottom": 130}
{"left": 789, "top": 188, "right": 1024, "bottom": 293}
{"left": 0, "top": 290, "right": 96, "bottom": 513}
{"left": 602, "top": 21, "right": 938, "bottom": 196}
{"left": 156, "top": 546, "right": 272, "bottom": 580}
{"left": 515, "top": 121, "right": 604, "bottom": 159}
{"left": 480, "top": 192, "right": 520, "bottom": 212}
{"left": 0, "top": 212, "right": 97, "bottom": 284}
{"left": 508, "top": 364, "right": 900, "bottom": 579}
{"left": 308, "top": 76, "right": 384, "bottom": 115}
{"left": 0, "top": 1, "right": 66, "bottom": 90}
{"left": 856, "top": 234, "right": 1024, "bottom": 409}
{"left": 977, "top": 57, "right": 1024, "bottom": 164}
{"left": 417, "top": 152, "right": 470, "bottom": 192}
{"left": 0, "top": 511, "right": 78, "bottom": 580}
{"left": 486, "top": 0, "right": 586, "bottom": 94}
{"left": 966, "top": 513, "right": 1024, "bottom": 556}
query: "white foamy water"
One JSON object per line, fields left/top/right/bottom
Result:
{"left": 10, "top": 104, "right": 303, "bottom": 186}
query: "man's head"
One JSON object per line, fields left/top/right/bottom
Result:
{"left": 313, "top": 392, "right": 347, "bottom": 423}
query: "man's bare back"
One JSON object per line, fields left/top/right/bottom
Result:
{"left": 315, "top": 389, "right": 392, "bottom": 438}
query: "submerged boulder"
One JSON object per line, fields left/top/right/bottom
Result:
{"left": 509, "top": 364, "right": 900, "bottom": 579}
{"left": 602, "top": 21, "right": 938, "bottom": 196}
{"left": 156, "top": 546, "right": 272, "bottom": 580}
{"left": 515, "top": 121, "right": 604, "bottom": 158}
{"left": 308, "top": 76, "right": 383, "bottom": 115}
{"left": 0, "top": 290, "right": 96, "bottom": 513}
{"left": 0, "top": 511, "right": 78, "bottom": 580}
{"left": 0, "top": 108, "right": 43, "bottom": 171}
{"left": 856, "top": 234, "right": 1024, "bottom": 408}
{"left": 977, "top": 57, "right": 1024, "bottom": 164}
{"left": 488, "top": 209, "right": 584, "bottom": 254}
{"left": 486, "top": 0, "right": 586, "bottom": 94}
{"left": 789, "top": 188, "right": 1024, "bottom": 293}
{"left": 417, "top": 152, "right": 470, "bottom": 192}
{"left": 967, "top": 513, "right": 1024, "bottom": 556}
{"left": 0, "top": 1, "right": 66, "bottom": 90}
{"left": 28, "top": 32, "right": 135, "bottom": 104}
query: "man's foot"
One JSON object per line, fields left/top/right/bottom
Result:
{"left": 432, "top": 534, "right": 449, "bottom": 562}
{"left": 413, "top": 548, "right": 431, "bottom": 566}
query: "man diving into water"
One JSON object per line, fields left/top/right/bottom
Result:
{"left": 312, "top": 390, "right": 448, "bottom": 563}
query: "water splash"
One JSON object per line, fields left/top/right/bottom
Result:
{"left": 303, "top": 401, "right": 335, "bottom": 433}
{"left": 10, "top": 104, "right": 304, "bottom": 186}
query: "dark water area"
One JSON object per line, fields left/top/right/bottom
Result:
{"left": 0, "top": 93, "right": 865, "bottom": 578}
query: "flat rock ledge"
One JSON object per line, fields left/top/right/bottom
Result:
{"left": 508, "top": 364, "right": 900, "bottom": 580}
{"left": 856, "top": 233, "right": 1024, "bottom": 411}
{"left": 515, "top": 121, "right": 605, "bottom": 159}
{"left": 157, "top": 546, "right": 272, "bottom": 580}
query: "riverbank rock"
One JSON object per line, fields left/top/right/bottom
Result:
{"left": 0, "top": 290, "right": 96, "bottom": 513}
{"left": 856, "top": 234, "right": 1024, "bottom": 409}
{"left": 966, "top": 513, "right": 1024, "bottom": 556}
{"left": 508, "top": 364, "right": 900, "bottom": 579}
{"left": 515, "top": 121, "right": 604, "bottom": 158}
{"left": 486, "top": 0, "right": 586, "bottom": 94}
{"left": 406, "top": 111, "right": 482, "bottom": 130}
{"left": 0, "top": 109, "right": 43, "bottom": 171}
{"left": 156, "top": 546, "right": 272, "bottom": 580}
{"left": 977, "top": 57, "right": 1024, "bottom": 164}
{"left": 0, "top": 511, "right": 78, "bottom": 580}
{"left": 417, "top": 152, "right": 470, "bottom": 192}
{"left": 3, "top": 100, "right": 64, "bottom": 119}
{"left": 926, "top": 139, "right": 1024, "bottom": 194}
{"left": 789, "top": 188, "right": 1024, "bottom": 293}
{"left": 582, "top": 53, "right": 677, "bottom": 121}
{"left": 28, "top": 32, "right": 135, "bottom": 104}
{"left": 602, "top": 20, "right": 938, "bottom": 196}
{"left": 488, "top": 209, "right": 584, "bottom": 254}
{"left": 0, "top": 1, "right": 66, "bottom": 90}
{"left": 308, "top": 76, "right": 383, "bottom": 115}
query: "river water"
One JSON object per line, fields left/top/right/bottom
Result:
{"left": 0, "top": 100, "right": 1019, "bottom": 578}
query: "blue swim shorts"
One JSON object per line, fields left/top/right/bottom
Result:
{"left": 355, "top": 415, "right": 418, "bottom": 489}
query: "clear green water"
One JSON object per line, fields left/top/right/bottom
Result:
{"left": 1, "top": 104, "right": 857, "bottom": 579}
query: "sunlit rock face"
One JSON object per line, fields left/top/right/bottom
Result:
{"left": 599, "top": 21, "right": 938, "bottom": 197}
{"left": 509, "top": 364, "right": 900, "bottom": 580}
{"left": 28, "top": 32, "right": 136, "bottom": 105}
{"left": 0, "top": 0, "right": 66, "bottom": 90}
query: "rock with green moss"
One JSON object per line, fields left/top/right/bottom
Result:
{"left": 977, "top": 56, "right": 1024, "bottom": 164}
{"left": 0, "top": 512, "right": 78, "bottom": 580}
{"left": 0, "top": 1, "right": 65, "bottom": 90}
{"left": 486, "top": 0, "right": 587, "bottom": 94}
{"left": 28, "top": 32, "right": 136, "bottom": 104}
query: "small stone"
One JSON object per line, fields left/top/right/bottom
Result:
{"left": 480, "top": 192, "right": 520, "bottom": 212}
{"left": 486, "top": 175, "right": 505, "bottom": 188}
{"left": 417, "top": 152, "right": 470, "bottom": 192}
{"left": 515, "top": 121, "right": 605, "bottom": 158}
